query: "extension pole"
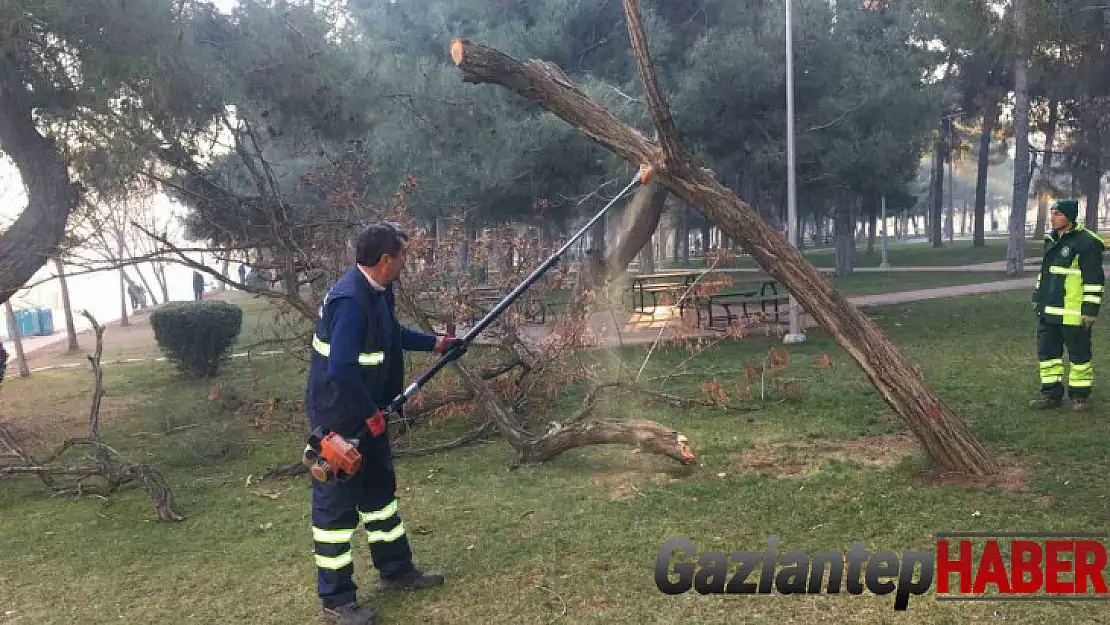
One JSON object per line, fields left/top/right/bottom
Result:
{"left": 388, "top": 168, "right": 649, "bottom": 412}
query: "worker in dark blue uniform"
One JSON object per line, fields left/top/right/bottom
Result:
{"left": 305, "top": 222, "right": 466, "bottom": 625}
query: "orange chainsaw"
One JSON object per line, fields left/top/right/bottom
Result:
{"left": 301, "top": 411, "right": 390, "bottom": 483}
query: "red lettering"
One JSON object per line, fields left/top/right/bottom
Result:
{"left": 1045, "top": 541, "right": 1074, "bottom": 594}
{"left": 937, "top": 540, "right": 972, "bottom": 594}
{"left": 1009, "top": 541, "right": 1043, "bottom": 594}
{"left": 973, "top": 541, "right": 1012, "bottom": 594}
{"left": 1074, "top": 541, "right": 1108, "bottom": 594}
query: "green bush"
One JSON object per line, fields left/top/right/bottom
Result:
{"left": 150, "top": 300, "right": 243, "bottom": 377}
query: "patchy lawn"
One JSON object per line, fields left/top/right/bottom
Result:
{"left": 0, "top": 290, "right": 1106, "bottom": 624}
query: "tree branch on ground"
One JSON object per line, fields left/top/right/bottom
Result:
{"left": 0, "top": 311, "right": 185, "bottom": 522}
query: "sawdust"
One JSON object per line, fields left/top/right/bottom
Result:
{"left": 918, "top": 462, "right": 1029, "bottom": 491}
{"left": 730, "top": 433, "right": 921, "bottom": 478}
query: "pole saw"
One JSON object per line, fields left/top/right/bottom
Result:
{"left": 303, "top": 165, "right": 653, "bottom": 482}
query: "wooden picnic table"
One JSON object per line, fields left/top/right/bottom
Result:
{"left": 628, "top": 269, "right": 780, "bottom": 312}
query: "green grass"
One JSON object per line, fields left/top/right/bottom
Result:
{"left": 1, "top": 290, "right": 1107, "bottom": 624}
{"left": 659, "top": 238, "right": 1042, "bottom": 270}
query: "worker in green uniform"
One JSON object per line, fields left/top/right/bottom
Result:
{"left": 1030, "top": 199, "right": 1105, "bottom": 411}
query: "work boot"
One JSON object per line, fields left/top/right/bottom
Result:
{"left": 321, "top": 602, "right": 375, "bottom": 625}
{"left": 1029, "top": 396, "right": 1063, "bottom": 409}
{"left": 380, "top": 567, "right": 445, "bottom": 591}
{"left": 1072, "top": 398, "right": 1093, "bottom": 412}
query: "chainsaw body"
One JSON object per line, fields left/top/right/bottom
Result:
{"left": 303, "top": 427, "right": 363, "bottom": 483}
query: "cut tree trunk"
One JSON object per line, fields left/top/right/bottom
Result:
{"left": 53, "top": 256, "right": 79, "bottom": 352}
{"left": 0, "top": 84, "right": 82, "bottom": 307}
{"left": 449, "top": 12, "right": 998, "bottom": 476}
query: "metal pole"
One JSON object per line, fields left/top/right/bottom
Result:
{"left": 880, "top": 195, "right": 890, "bottom": 269}
{"left": 784, "top": 0, "right": 806, "bottom": 344}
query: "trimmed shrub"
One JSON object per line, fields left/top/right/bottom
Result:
{"left": 150, "top": 300, "right": 243, "bottom": 377}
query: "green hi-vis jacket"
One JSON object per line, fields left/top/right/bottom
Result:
{"left": 1033, "top": 225, "right": 1106, "bottom": 325}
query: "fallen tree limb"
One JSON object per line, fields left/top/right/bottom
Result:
{"left": 0, "top": 312, "right": 185, "bottom": 521}
{"left": 521, "top": 419, "right": 693, "bottom": 464}
{"left": 393, "top": 282, "right": 696, "bottom": 466}
{"left": 447, "top": 1, "right": 997, "bottom": 476}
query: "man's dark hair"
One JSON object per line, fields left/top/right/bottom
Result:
{"left": 356, "top": 222, "right": 409, "bottom": 267}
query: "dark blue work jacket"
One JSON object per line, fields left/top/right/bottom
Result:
{"left": 304, "top": 267, "right": 438, "bottom": 440}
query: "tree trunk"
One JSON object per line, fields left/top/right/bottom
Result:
{"left": 0, "top": 84, "right": 82, "bottom": 307}
{"left": 590, "top": 210, "right": 607, "bottom": 255}
{"left": 450, "top": 28, "right": 998, "bottom": 476}
{"left": 1033, "top": 100, "right": 1058, "bottom": 241}
{"left": 932, "top": 122, "right": 946, "bottom": 248}
{"left": 1008, "top": 0, "right": 1031, "bottom": 276}
{"left": 866, "top": 196, "right": 877, "bottom": 255}
{"left": 3, "top": 301, "right": 30, "bottom": 378}
{"left": 118, "top": 239, "right": 130, "bottom": 327}
{"left": 681, "top": 207, "right": 689, "bottom": 262}
{"left": 835, "top": 193, "right": 855, "bottom": 276}
{"left": 1084, "top": 170, "right": 1101, "bottom": 229}
{"left": 974, "top": 98, "right": 999, "bottom": 248}
{"left": 1081, "top": 9, "right": 1104, "bottom": 230}
{"left": 156, "top": 263, "right": 170, "bottom": 305}
{"left": 947, "top": 142, "right": 955, "bottom": 243}
{"left": 53, "top": 256, "right": 79, "bottom": 352}
{"left": 671, "top": 206, "right": 681, "bottom": 261}
{"left": 605, "top": 182, "right": 667, "bottom": 277}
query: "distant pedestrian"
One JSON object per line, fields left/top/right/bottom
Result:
{"left": 193, "top": 270, "right": 205, "bottom": 301}
{"left": 238, "top": 264, "right": 247, "bottom": 287}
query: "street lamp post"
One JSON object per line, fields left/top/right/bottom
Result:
{"left": 784, "top": 0, "right": 806, "bottom": 344}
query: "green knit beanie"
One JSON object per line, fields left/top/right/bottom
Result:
{"left": 1051, "top": 199, "right": 1079, "bottom": 224}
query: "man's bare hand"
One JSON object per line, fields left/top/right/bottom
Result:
{"left": 1082, "top": 315, "right": 1097, "bottom": 327}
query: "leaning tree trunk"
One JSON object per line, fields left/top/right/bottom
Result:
{"left": 606, "top": 182, "right": 667, "bottom": 276}
{"left": 1008, "top": 0, "right": 1031, "bottom": 277}
{"left": 0, "top": 83, "right": 81, "bottom": 307}
{"left": 53, "top": 256, "right": 79, "bottom": 352}
{"left": 449, "top": 1, "right": 999, "bottom": 476}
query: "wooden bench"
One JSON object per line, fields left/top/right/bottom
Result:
{"left": 700, "top": 293, "right": 791, "bottom": 329}
{"left": 639, "top": 282, "right": 687, "bottom": 310}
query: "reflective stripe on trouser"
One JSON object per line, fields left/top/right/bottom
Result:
{"left": 359, "top": 497, "right": 413, "bottom": 577}
{"left": 312, "top": 446, "right": 415, "bottom": 607}
{"left": 1037, "top": 317, "right": 1094, "bottom": 399}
